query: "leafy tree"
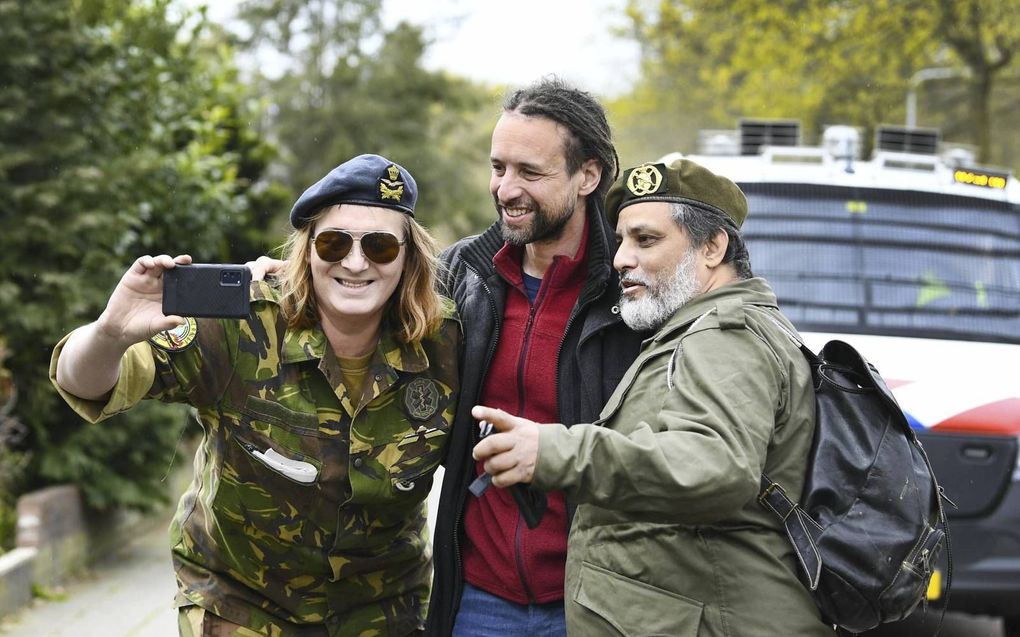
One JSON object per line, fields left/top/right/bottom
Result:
{"left": 928, "top": 0, "right": 1019, "bottom": 163}
{"left": 0, "top": 337, "right": 27, "bottom": 551}
{"left": 619, "top": 0, "right": 1019, "bottom": 167}
{"left": 234, "top": 0, "right": 496, "bottom": 242}
{"left": 0, "top": 0, "right": 285, "bottom": 535}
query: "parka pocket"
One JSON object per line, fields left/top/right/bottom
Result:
{"left": 574, "top": 561, "right": 703, "bottom": 637}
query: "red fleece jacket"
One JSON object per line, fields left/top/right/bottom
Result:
{"left": 462, "top": 221, "right": 589, "bottom": 604}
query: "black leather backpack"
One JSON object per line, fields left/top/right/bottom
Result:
{"left": 756, "top": 327, "right": 951, "bottom": 634}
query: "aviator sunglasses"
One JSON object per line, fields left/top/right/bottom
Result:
{"left": 313, "top": 229, "right": 406, "bottom": 264}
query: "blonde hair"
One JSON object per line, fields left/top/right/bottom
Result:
{"left": 277, "top": 207, "right": 445, "bottom": 346}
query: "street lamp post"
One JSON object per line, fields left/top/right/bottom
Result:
{"left": 906, "top": 67, "right": 969, "bottom": 128}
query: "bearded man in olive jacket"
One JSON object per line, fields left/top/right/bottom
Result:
{"left": 473, "top": 159, "right": 835, "bottom": 636}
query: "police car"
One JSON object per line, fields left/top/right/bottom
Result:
{"left": 661, "top": 120, "right": 1020, "bottom": 634}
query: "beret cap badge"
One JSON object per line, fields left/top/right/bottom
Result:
{"left": 380, "top": 164, "right": 404, "bottom": 202}
{"left": 626, "top": 163, "right": 665, "bottom": 196}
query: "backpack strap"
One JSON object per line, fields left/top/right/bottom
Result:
{"left": 753, "top": 312, "right": 826, "bottom": 590}
{"left": 751, "top": 306, "right": 822, "bottom": 365}
{"left": 745, "top": 307, "right": 824, "bottom": 589}
{"left": 758, "top": 474, "right": 823, "bottom": 591}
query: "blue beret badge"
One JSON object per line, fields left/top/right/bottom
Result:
{"left": 150, "top": 317, "right": 198, "bottom": 352}
{"left": 379, "top": 164, "right": 404, "bottom": 202}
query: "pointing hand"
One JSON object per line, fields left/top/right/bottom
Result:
{"left": 471, "top": 405, "right": 542, "bottom": 487}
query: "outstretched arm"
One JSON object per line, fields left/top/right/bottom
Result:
{"left": 55, "top": 254, "right": 191, "bottom": 399}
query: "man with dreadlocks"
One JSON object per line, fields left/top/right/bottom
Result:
{"left": 427, "top": 78, "right": 645, "bottom": 636}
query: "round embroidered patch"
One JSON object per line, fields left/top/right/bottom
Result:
{"left": 404, "top": 377, "right": 439, "bottom": 420}
{"left": 150, "top": 317, "right": 198, "bottom": 352}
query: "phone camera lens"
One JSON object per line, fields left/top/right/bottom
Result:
{"left": 220, "top": 270, "right": 243, "bottom": 286}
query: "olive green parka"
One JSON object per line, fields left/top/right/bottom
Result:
{"left": 533, "top": 278, "right": 834, "bottom": 637}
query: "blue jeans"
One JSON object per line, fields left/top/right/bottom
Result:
{"left": 452, "top": 582, "right": 566, "bottom": 637}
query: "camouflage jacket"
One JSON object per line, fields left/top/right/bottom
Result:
{"left": 50, "top": 281, "right": 461, "bottom": 637}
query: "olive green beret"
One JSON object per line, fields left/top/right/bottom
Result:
{"left": 605, "top": 158, "right": 748, "bottom": 228}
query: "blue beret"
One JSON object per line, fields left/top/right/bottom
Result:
{"left": 290, "top": 154, "right": 417, "bottom": 227}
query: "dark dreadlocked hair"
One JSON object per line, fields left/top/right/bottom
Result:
{"left": 503, "top": 77, "right": 619, "bottom": 205}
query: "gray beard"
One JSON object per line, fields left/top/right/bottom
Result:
{"left": 619, "top": 248, "right": 701, "bottom": 331}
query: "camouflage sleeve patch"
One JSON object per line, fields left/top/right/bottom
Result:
{"left": 150, "top": 318, "right": 199, "bottom": 352}
{"left": 147, "top": 316, "right": 237, "bottom": 408}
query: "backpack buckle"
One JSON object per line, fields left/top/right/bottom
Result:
{"left": 758, "top": 480, "right": 786, "bottom": 505}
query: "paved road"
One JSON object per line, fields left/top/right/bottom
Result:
{"left": 0, "top": 469, "right": 446, "bottom": 637}
{"left": 0, "top": 513, "right": 178, "bottom": 637}
{"left": 0, "top": 468, "right": 1006, "bottom": 637}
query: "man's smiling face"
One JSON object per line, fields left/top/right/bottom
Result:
{"left": 488, "top": 112, "right": 586, "bottom": 246}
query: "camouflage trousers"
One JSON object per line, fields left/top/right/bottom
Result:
{"left": 179, "top": 606, "right": 254, "bottom": 637}
{"left": 177, "top": 606, "right": 424, "bottom": 637}
{"left": 177, "top": 606, "right": 327, "bottom": 637}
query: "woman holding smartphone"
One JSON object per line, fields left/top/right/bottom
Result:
{"left": 50, "top": 154, "right": 460, "bottom": 637}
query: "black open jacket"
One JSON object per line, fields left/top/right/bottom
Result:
{"left": 425, "top": 202, "right": 644, "bottom": 635}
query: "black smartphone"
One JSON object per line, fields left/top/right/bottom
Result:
{"left": 162, "top": 263, "right": 251, "bottom": 318}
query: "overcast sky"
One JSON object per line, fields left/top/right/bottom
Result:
{"left": 201, "top": 0, "right": 641, "bottom": 97}
{"left": 380, "top": 0, "right": 640, "bottom": 96}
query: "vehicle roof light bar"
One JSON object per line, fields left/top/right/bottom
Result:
{"left": 876, "top": 125, "right": 939, "bottom": 155}
{"left": 740, "top": 119, "right": 800, "bottom": 156}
